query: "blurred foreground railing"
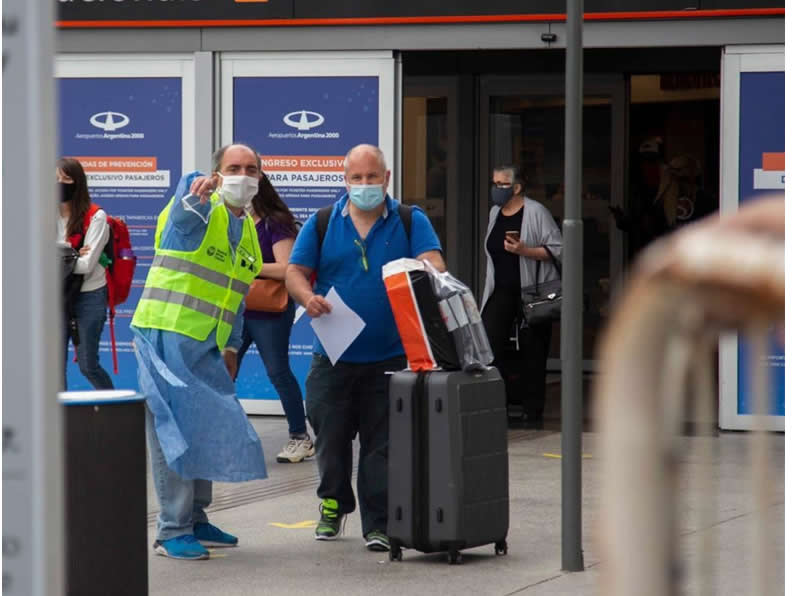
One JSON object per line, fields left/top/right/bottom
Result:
{"left": 596, "top": 198, "right": 784, "bottom": 596}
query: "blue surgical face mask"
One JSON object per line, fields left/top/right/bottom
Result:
{"left": 491, "top": 186, "right": 514, "bottom": 207}
{"left": 348, "top": 184, "right": 385, "bottom": 211}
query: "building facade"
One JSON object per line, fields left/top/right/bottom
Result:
{"left": 56, "top": 1, "right": 785, "bottom": 428}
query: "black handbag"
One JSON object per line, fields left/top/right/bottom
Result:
{"left": 60, "top": 243, "right": 83, "bottom": 345}
{"left": 520, "top": 246, "right": 562, "bottom": 325}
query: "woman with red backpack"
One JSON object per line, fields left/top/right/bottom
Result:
{"left": 57, "top": 157, "right": 114, "bottom": 390}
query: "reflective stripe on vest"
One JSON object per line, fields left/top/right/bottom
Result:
{"left": 151, "top": 254, "right": 250, "bottom": 296}
{"left": 140, "top": 286, "right": 238, "bottom": 327}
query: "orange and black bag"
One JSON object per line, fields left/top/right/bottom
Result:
{"left": 382, "top": 258, "right": 458, "bottom": 372}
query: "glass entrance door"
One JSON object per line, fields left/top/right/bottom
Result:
{"left": 401, "top": 77, "right": 462, "bottom": 276}
{"left": 479, "top": 75, "right": 624, "bottom": 366}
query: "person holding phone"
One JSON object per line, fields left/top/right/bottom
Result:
{"left": 480, "top": 165, "right": 562, "bottom": 429}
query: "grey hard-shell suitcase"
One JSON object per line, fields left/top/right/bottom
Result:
{"left": 387, "top": 367, "right": 509, "bottom": 563}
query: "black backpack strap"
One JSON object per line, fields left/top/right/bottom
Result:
{"left": 315, "top": 205, "right": 334, "bottom": 247}
{"left": 397, "top": 203, "right": 413, "bottom": 243}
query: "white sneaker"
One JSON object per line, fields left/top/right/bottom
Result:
{"left": 276, "top": 435, "right": 315, "bottom": 463}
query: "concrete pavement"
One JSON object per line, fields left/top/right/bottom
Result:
{"left": 145, "top": 416, "right": 784, "bottom": 596}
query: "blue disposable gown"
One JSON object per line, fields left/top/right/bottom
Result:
{"left": 132, "top": 172, "right": 267, "bottom": 482}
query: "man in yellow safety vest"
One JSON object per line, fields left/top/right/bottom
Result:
{"left": 131, "top": 144, "right": 266, "bottom": 561}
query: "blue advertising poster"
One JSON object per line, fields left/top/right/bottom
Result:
{"left": 59, "top": 77, "right": 182, "bottom": 391}
{"left": 232, "top": 76, "right": 379, "bottom": 401}
{"left": 737, "top": 70, "right": 785, "bottom": 416}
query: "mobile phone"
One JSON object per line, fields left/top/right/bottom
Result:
{"left": 505, "top": 231, "right": 520, "bottom": 241}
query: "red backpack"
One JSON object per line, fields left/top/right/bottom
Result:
{"left": 72, "top": 204, "right": 137, "bottom": 374}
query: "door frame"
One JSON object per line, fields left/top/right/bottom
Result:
{"left": 401, "top": 76, "right": 462, "bottom": 277}
{"left": 477, "top": 74, "right": 626, "bottom": 372}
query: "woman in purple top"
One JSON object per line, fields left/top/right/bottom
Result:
{"left": 237, "top": 173, "right": 314, "bottom": 463}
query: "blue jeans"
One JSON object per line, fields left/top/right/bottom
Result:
{"left": 145, "top": 407, "right": 211, "bottom": 541}
{"left": 237, "top": 302, "right": 307, "bottom": 437}
{"left": 64, "top": 286, "right": 114, "bottom": 390}
{"left": 305, "top": 353, "right": 406, "bottom": 536}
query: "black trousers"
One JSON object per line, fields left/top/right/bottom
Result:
{"left": 305, "top": 353, "right": 407, "bottom": 536}
{"left": 482, "top": 287, "right": 552, "bottom": 421}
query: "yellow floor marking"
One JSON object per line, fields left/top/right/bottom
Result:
{"left": 269, "top": 520, "right": 317, "bottom": 529}
{"left": 542, "top": 453, "right": 593, "bottom": 459}
{"left": 208, "top": 553, "right": 228, "bottom": 559}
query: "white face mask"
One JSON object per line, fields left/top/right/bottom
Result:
{"left": 218, "top": 174, "right": 259, "bottom": 208}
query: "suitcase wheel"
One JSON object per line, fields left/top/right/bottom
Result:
{"left": 495, "top": 540, "right": 508, "bottom": 556}
{"left": 447, "top": 549, "right": 462, "bottom": 565}
{"left": 389, "top": 539, "right": 402, "bottom": 562}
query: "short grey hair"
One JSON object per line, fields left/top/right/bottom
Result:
{"left": 493, "top": 165, "right": 524, "bottom": 187}
{"left": 212, "top": 143, "right": 261, "bottom": 173}
{"left": 343, "top": 144, "right": 387, "bottom": 174}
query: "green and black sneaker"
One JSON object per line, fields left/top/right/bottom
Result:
{"left": 364, "top": 530, "right": 390, "bottom": 552}
{"left": 315, "top": 498, "right": 346, "bottom": 541}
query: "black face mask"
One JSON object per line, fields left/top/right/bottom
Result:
{"left": 59, "top": 181, "right": 76, "bottom": 203}
{"left": 490, "top": 186, "right": 514, "bottom": 207}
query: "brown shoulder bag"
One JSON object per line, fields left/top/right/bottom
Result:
{"left": 244, "top": 278, "right": 289, "bottom": 313}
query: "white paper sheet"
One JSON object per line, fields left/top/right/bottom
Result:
{"left": 309, "top": 287, "right": 365, "bottom": 365}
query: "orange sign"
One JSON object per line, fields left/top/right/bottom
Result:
{"left": 761, "top": 152, "right": 785, "bottom": 171}
{"left": 73, "top": 156, "right": 158, "bottom": 172}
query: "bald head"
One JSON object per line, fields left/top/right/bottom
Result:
{"left": 344, "top": 144, "right": 387, "bottom": 176}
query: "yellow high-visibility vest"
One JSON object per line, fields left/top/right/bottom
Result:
{"left": 132, "top": 194, "right": 262, "bottom": 351}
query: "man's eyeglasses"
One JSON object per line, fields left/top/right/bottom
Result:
{"left": 492, "top": 182, "right": 513, "bottom": 189}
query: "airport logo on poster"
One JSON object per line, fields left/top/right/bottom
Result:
{"left": 270, "top": 108, "right": 340, "bottom": 140}
{"left": 76, "top": 110, "right": 144, "bottom": 141}
{"left": 90, "top": 111, "right": 130, "bottom": 132}
{"left": 283, "top": 110, "right": 325, "bottom": 131}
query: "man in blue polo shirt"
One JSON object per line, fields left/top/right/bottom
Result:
{"left": 286, "top": 143, "right": 445, "bottom": 552}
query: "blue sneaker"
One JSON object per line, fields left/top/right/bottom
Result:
{"left": 193, "top": 522, "right": 239, "bottom": 547}
{"left": 154, "top": 535, "right": 209, "bottom": 560}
